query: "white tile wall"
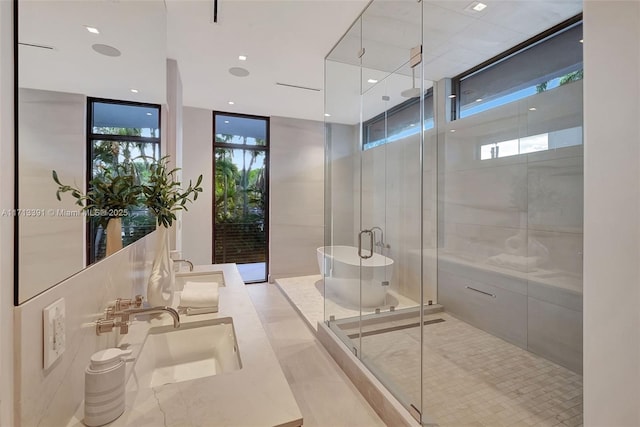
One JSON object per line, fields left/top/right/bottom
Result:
{"left": 181, "top": 106, "right": 213, "bottom": 266}
{"left": 270, "top": 116, "right": 325, "bottom": 279}
{"left": 18, "top": 88, "right": 86, "bottom": 303}
{"left": 14, "top": 231, "right": 159, "bottom": 427}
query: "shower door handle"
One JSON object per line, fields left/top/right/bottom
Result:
{"left": 358, "top": 229, "right": 374, "bottom": 259}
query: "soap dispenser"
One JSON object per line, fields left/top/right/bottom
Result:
{"left": 84, "top": 348, "right": 132, "bottom": 427}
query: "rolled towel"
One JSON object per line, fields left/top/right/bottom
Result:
{"left": 179, "top": 281, "right": 219, "bottom": 308}
{"left": 185, "top": 306, "right": 219, "bottom": 315}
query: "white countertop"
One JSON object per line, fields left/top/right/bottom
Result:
{"left": 67, "top": 264, "right": 303, "bottom": 427}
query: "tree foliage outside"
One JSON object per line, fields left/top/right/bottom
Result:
{"left": 214, "top": 144, "right": 266, "bottom": 224}
{"left": 213, "top": 137, "right": 267, "bottom": 265}
{"left": 536, "top": 69, "right": 583, "bottom": 93}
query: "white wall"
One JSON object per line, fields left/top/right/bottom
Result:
{"left": 270, "top": 116, "right": 324, "bottom": 279}
{"left": 181, "top": 106, "right": 213, "bottom": 265}
{"left": 14, "top": 231, "right": 159, "bottom": 427}
{"left": 325, "top": 122, "right": 357, "bottom": 247}
{"left": 181, "top": 110, "right": 326, "bottom": 278}
{"left": 0, "top": 1, "right": 14, "bottom": 424}
{"left": 583, "top": 1, "right": 640, "bottom": 425}
{"left": 18, "top": 88, "right": 85, "bottom": 302}
{"left": 166, "top": 59, "right": 183, "bottom": 252}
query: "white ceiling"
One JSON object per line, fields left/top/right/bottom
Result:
{"left": 165, "top": 0, "right": 368, "bottom": 122}
{"left": 18, "top": 0, "right": 582, "bottom": 124}
{"left": 19, "top": 0, "right": 167, "bottom": 104}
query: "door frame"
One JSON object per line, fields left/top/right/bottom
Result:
{"left": 212, "top": 111, "right": 270, "bottom": 283}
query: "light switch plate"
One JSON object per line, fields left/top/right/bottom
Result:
{"left": 43, "top": 297, "right": 65, "bottom": 369}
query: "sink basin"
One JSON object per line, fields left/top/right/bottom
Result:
{"left": 175, "top": 270, "right": 225, "bottom": 290}
{"left": 133, "top": 318, "right": 241, "bottom": 388}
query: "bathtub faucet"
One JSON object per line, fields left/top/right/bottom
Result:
{"left": 370, "top": 227, "right": 389, "bottom": 253}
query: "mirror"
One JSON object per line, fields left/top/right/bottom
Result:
{"left": 17, "top": 0, "right": 167, "bottom": 303}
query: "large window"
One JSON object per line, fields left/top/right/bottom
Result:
{"left": 87, "top": 98, "right": 161, "bottom": 263}
{"left": 213, "top": 112, "right": 269, "bottom": 283}
{"left": 453, "top": 16, "right": 583, "bottom": 119}
{"left": 363, "top": 89, "right": 434, "bottom": 150}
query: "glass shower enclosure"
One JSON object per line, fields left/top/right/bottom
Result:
{"left": 324, "top": 0, "right": 437, "bottom": 421}
{"left": 323, "top": 1, "right": 583, "bottom": 425}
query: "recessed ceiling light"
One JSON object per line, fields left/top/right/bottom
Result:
{"left": 579, "top": 39, "right": 584, "bottom": 43}
{"left": 529, "top": 107, "right": 537, "bottom": 111}
{"left": 228, "top": 101, "right": 235, "bottom": 105}
{"left": 470, "top": 2, "right": 488, "bottom": 12}
{"left": 224, "top": 120, "right": 230, "bottom": 124}
{"left": 324, "top": 113, "right": 331, "bottom": 117}
{"left": 238, "top": 55, "right": 247, "bottom": 61}
{"left": 367, "top": 79, "right": 378, "bottom": 84}
{"left": 450, "top": 129, "right": 456, "bottom": 133}
{"left": 146, "top": 112, "right": 152, "bottom": 116}
{"left": 448, "top": 94, "right": 456, "bottom": 99}
{"left": 85, "top": 26, "right": 100, "bottom": 34}
{"left": 475, "top": 98, "right": 483, "bottom": 102}
{"left": 130, "top": 89, "right": 139, "bottom": 93}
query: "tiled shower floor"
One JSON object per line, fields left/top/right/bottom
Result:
{"left": 278, "top": 275, "right": 583, "bottom": 427}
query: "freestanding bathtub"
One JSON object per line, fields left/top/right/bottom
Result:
{"left": 317, "top": 246, "right": 394, "bottom": 307}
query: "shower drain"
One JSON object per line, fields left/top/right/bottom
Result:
{"left": 347, "top": 318, "right": 445, "bottom": 339}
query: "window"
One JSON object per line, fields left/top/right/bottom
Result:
{"left": 453, "top": 16, "right": 583, "bottom": 119}
{"left": 479, "top": 126, "right": 583, "bottom": 160}
{"left": 87, "top": 98, "right": 161, "bottom": 263}
{"left": 363, "top": 89, "right": 434, "bottom": 150}
{"left": 213, "top": 112, "right": 269, "bottom": 283}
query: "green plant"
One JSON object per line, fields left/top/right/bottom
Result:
{"left": 53, "top": 163, "right": 142, "bottom": 228}
{"left": 142, "top": 155, "right": 203, "bottom": 228}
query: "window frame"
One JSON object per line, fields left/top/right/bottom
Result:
{"left": 212, "top": 111, "right": 270, "bottom": 284}
{"left": 451, "top": 14, "right": 583, "bottom": 120}
{"left": 86, "top": 97, "right": 162, "bottom": 264}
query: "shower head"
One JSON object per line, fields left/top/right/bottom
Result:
{"left": 401, "top": 87, "right": 421, "bottom": 98}
{"left": 401, "top": 66, "right": 421, "bottom": 98}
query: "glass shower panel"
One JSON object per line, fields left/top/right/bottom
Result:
{"left": 357, "top": 63, "right": 425, "bottom": 418}
{"left": 323, "top": 16, "right": 363, "bottom": 352}
{"left": 356, "top": 0, "right": 425, "bottom": 420}
{"left": 522, "top": 79, "right": 584, "bottom": 376}
{"left": 427, "top": 38, "right": 583, "bottom": 426}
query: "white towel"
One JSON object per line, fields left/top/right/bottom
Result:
{"left": 179, "top": 281, "right": 219, "bottom": 308}
{"left": 185, "top": 306, "right": 219, "bottom": 315}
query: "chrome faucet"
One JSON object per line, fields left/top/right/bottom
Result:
{"left": 173, "top": 259, "right": 194, "bottom": 271}
{"left": 96, "top": 297, "right": 180, "bottom": 335}
{"left": 370, "top": 226, "right": 389, "bottom": 252}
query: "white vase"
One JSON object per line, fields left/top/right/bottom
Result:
{"left": 105, "top": 217, "right": 123, "bottom": 256}
{"left": 147, "top": 225, "right": 175, "bottom": 307}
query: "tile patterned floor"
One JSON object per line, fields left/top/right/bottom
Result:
{"left": 278, "top": 275, "right": 583, "bottom": 427}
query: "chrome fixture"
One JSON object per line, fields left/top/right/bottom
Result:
{"left": 358, "top": 229, "right": 374, "bottom": 259}
{"left": 112, "top": 295, "right": 143, "bottom": 311}
{"left": 173, "top": 259, "right": 194, "bottom": 271}
{"left": 96, "top": 296, "right": 180, "bottom": 335}
{"left": 370, "top": 226, "right": 390, "bottom": 252}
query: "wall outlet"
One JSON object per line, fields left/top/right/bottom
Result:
{"left": 43, "top": 297, "right": 65, "bottom": 369}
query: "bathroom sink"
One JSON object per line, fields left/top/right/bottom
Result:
{"left": 175, "top": 270, "right": 225, "bottom": 290}
{"left": 133, "top": 317, "right": 241, "bottom": 388}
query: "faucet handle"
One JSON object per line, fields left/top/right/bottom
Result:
{"left": 114, "top": 295, "right": 144, "bottom": 311}
{"left": 95, "top": 316, "right": 131, "bottom": 335}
